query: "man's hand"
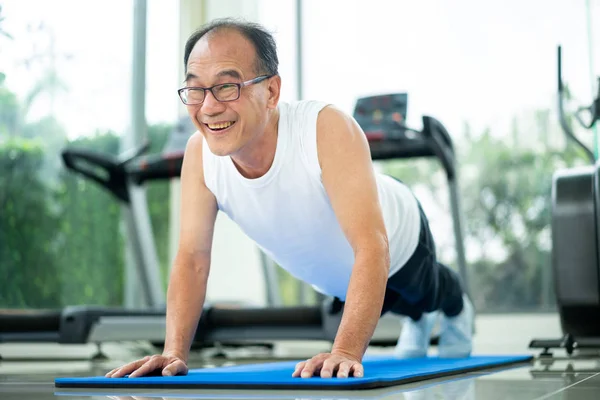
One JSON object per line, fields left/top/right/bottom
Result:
{"left": 292, "top": 352, "right": 364, "bottom": 378}
{"left": 105, "top": 354, "right": 188, "bottom": 378}
{"left": 313, "top": 106, "right": 389, "bottom": 370}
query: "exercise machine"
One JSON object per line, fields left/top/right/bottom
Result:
{"left": 0, "top": 118, "right": 358, "bottom": 357}
{"left": 1, "top": 96, "right": 467, "bottom": 357}
{"left": 353, "top": 93, "right": 470, "bottom": 295}
{"left": 529, "top": 46, "right": 600, "bottom": 356}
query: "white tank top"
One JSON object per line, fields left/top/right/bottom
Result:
{"left": 202, "top": 100, "right": 421, "bottom": 300}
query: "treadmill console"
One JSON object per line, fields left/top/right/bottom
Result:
{"left": 353, "top": 93, "right": 408, "bottom": 142}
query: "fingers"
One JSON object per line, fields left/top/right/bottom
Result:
{"left": 322, "top": 360, "right": 356, "bottom": 378}
{"left": 292, "top": 354, "right": 326, "bottom": 378}
{"left": 351, "top": 363, "right": 364, "bottom": 378}
{"left": 292, "top": 361, "right": 306, "bottom": 377}
{"left": 106, "top": 355, "right": 188, "bottom": 379}
{"left": 300, "top": 360, "right": 317, "bottom": 378}
{"left": 291, "top": 354, "right": 364, "bottom": 379}
{"left": 105, "top": 356, "right": 150, "bottom": 378}
{"left": 333, "top": 361, "right": 350, "bottom": 378}
{"left": 162, "top": 358, "right": 188, "bottom": 376}
{"left": 300, "top": 354, "right": 327, "bottom": 378}
{"left": 128, "top": 356, "right": 165, "bottom": 378}
{"left": 319, "top": 358, "right": 336, "bottom": 378}
{"left": 330, "top": 361, "right": 363, "bottom": 378}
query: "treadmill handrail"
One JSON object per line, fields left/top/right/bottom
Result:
{"left": 126, "top": 151, "right": 185, "bottom": 185}
{"left": 117, "top": 140, "right": 151, "bottom": 164}
{"left": 369, "top": 137, "right": 436, "bottom": 161}
{"left": 421, "top": 116, "right": 456, "bottom": 181}
{"left": 61, "top": 142, "right": 152, "bottom": 203}
{"left": 61, "top": 148, "right": 129, "bottom": 203}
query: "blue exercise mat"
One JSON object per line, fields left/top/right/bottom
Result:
{"left": 54, "top": 354, "right": 532, "bottom": 390}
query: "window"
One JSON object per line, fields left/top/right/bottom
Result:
{"left": 299, "top": 0, "right": 599, "bottom": 313}
{"left": 0, "top": 0, "right": 178, "bottom": 309}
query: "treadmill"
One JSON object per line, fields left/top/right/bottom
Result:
{"left": 354, "top": 93, "right": 470, "bottom": 293}
{"left": 1, "top": 96, "right": 469, "bottom": 356}
{"left": 0, "top": 117, "right": 335, "bottom": 353}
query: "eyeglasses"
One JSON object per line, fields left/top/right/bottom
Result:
{"left": 178, "top": 75, "right": 272, "bottom": 105}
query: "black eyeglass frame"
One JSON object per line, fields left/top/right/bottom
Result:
{"left": 178, "top": 75, "right": 272, "bottom": 105}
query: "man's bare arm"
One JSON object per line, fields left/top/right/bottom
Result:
{"left": 106, "top": 133, "right": 218, "bottom": 378}
{"left": 317, "top": 106, "right": 390, "bottom": 361}
{"left": 162, "top": 132, "right": 218, "bottom": 362}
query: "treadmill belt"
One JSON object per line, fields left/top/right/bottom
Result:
{"left": 0, "top": 309, "right": 61, "bottom": 332}
{"left": 54, "top": 354, "right": 532, "bottom": 390}
{"left": 0, "top": 309, "right": 63, "bottom": 342}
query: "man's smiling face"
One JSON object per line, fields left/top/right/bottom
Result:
{"left": 183, "top": 28, "right": 278, "bottom": 157}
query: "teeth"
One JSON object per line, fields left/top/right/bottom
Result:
{"left": 208, "top": 121, "right": 234, "bottom": 129}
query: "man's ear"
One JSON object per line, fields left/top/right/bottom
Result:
{"left": 267, "top": 75, "right": 282, "bottom": 109}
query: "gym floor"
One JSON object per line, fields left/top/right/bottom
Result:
{"left": 2, "top": 313, "right": 599, "bottom": 400}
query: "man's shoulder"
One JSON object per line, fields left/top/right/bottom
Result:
{"left": 281, "top": 99, "right": 331, "bottom": 119}
{"left": 185, "top": 130, "right": 205, "bottom": 157}
{"left": 181, "top": 130, "right": 210, "bottom": 171}
{"left": 315, "top": 104, "right": 358, "bottom": 134}
{"left": 278, "top": 100, "right": 359, "bottom": 142}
